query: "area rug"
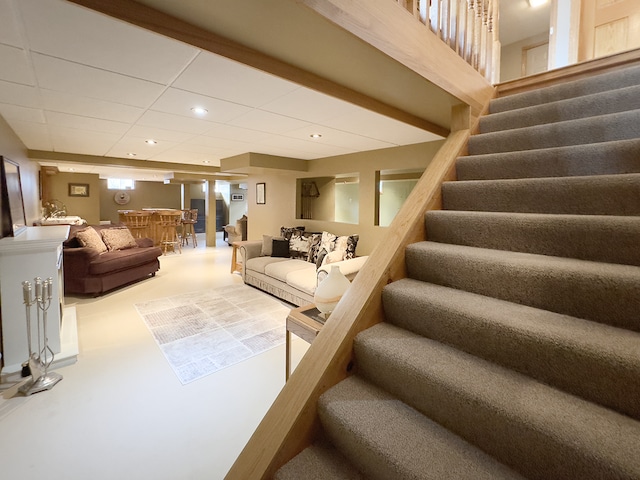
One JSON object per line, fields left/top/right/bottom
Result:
{"left": 134, "top": 284, "right": 290, "bottom": 384}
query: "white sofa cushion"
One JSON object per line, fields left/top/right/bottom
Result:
{"left": 264, "top": 259, "right": 314, "bottom": 282}
{"left": 245, "top": 256, "right": 288, "bottom": 275}
{"left": 285, "top": 267, "right": 319, "bottom": 296}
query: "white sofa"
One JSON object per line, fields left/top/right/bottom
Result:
{"left": 239, "top": 240, "right": 368, "bottom": 306}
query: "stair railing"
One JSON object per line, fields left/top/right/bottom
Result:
{"left": 396, "top": 0, "right": 500, "bottom": 83}
{"left": 225, "top": 105, "right": 477, "bottom": 480}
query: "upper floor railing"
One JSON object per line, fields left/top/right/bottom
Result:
{"left": 396, "top": 0, "right": 500, "bottom": 83}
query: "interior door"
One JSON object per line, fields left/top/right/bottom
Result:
{"left": 579, "top": 0, "right": 640, "bottom": 61}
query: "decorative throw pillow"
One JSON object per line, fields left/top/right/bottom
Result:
{"left": 75, "top": 227, "right": 108, "bottom": 253}
{"left": 271, "top": 238, "right": 290, "bottom": 258}
{"left": 289, "top": 233, "right": 311, "bottom": 260}
{"left": 315, "top": 248, "right": 328, "bottom": 269}
{"left": 307, "top": 233, "right": 323, "bottom": 264}
{"left": 320, "top": 231, "right": 337, "bottom": 255}
{"left": 261, "top": 235, "right": 275, "bottom": 256}
{"left": 333, "top": 234, "right": 359, "bottom": 260}
{"left": 323, "top": 249, "right": 344, "bottom": 265}
{"left": 101, "top": 227, "right": 137, "bottom": 252}
{"left": 280, "top": 226, "right": 305, "bottom": 241}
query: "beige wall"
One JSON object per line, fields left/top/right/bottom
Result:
{"left": 45, "top": 172, "right": 101, "bottom": 225}
{"left": 99, "top": 180, "right": 181, "bottom": 224}
{"left": 246, "top": 141, "right": 444, "bottom": 256}
{"left": 501, "top": 32, "right": 549, "bottom": 82}
{"left": 0, "top": 116, "right": 40, "bottom": 230}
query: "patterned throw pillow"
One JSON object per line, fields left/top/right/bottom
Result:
{"left": 75, "top": 227, "right": 108, "bottom": 253}
{"left": 280, "top": 226, "right": 305, "bottom": 241}
{"left": 289, "top": 233, "right": 311, "bottom": 260}
{"left": 320, "top": 231, "right": 337, "bottom": 254}
{"left": 101, "top": 227, "right": 138, "bottom": 251}
{"left": 334, "top": 234, "right": 359, "bottom": 260}
{"left": 307, "top": 233, "right": 323, "bottom": 264}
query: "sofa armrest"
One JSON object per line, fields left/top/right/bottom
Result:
{"left": 136, "top": 237, "right": 154, "bottom": 248}
{"left": 317, "top": 255, "right": 369, "bottom": 283}
{"left": 238, "top": 241, "right": 263, "bottom": 280}
{"left": 63, "top": 247, "right": 101, "bottom": 276}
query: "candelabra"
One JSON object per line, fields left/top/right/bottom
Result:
{"left": 18, "top": 277, "right": 63, "bottom": 396}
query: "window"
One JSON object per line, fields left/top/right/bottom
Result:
{"left": 107, "top": 178, "right": 135, "bottom": 190}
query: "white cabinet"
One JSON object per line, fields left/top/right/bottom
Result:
{"left": 0, "top": 226, "right": 78, "bottom": 374}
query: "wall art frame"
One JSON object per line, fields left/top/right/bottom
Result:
{"left": 256, "top": 183, "right": 266, "bottom": 205}
{"left": 68, "top": 183, "right": 90, "bottom": 197}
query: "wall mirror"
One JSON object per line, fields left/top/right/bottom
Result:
{"left": 376, "top": 168, "right": 423, "bottom": 227}
{"left": 297, "top": 174, "right": 359, "bottom": 224}
{"left": 1, "top": 156, "right": 27, "bottom": 236}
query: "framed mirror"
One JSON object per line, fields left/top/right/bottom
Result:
{"left": 1, "top": 156, "right": 27, "bottom": 236}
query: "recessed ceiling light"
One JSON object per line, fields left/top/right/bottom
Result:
{"left": 527, "top": 0, "right": 548, "bottom": 7}
{"left": 310, "top": 133, "right": 322, "bottom": 139}
{"left": 191, "top": 106, "right": 208, "bottom": 116}
{"left": 127, "top": 152, "right": 137, "bottom": 157}
{"left": 68, "top": 167, "right": 75, "bottom": 171}
{"left": 203, "top": 160, "right": 210, "bottom": 164}
{"left": 145, "top": 139, "right": 157, "bottom": 145}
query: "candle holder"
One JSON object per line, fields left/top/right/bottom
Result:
{"left": 18, "top": 277, "right": 63, "bottom": 396}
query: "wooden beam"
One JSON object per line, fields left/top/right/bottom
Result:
{"left": 67, "top": 0, "right": 449, "bottom": 137}
{"left": 28, "top": 150, "right": 222, "bottom": 176}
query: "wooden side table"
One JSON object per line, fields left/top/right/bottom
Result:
{"left": 231, "top": 241, "right": 243, "bottom": 273}
{"left": 286, "top": 304, "right": 326, "bottom": 380}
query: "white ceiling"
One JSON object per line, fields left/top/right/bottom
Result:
{"left": 0, "top": 0, "right": 549, "bottom": 182}
{"left": 500, "top": 0, "right": 551, "bottom": 47}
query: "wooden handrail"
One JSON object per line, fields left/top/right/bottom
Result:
{"left": 225, "top": 105, "right": 474, "bottom": 480}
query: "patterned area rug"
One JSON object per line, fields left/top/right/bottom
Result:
{"left": 134, "top": 284, "right": 290, "bottom": 384}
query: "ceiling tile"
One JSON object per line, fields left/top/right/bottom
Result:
{"left": 105, "top": 135, "right": 179, "bottom": 160}
{"left": 284, "top": 125, "right": 394, "bottom": 151}
{"left": 125, "top": 125, "right": 195, "bottom": 144}
{"left": 0, "top": 0, "right": 23, "bottom": 48}
{"left": 0, "top": 44, "right": 34, "bottom": 85}
{"left": 260, "top": 87, "right": 365, "bottom": 124}
{"left": 150, "top": 87, "right": 251, "bottom": 123}
{"left": 41, "top": 89, "right": 144, "bottom": 124}
{"left": 228, "top": 109, "right": 311, "bottom": 135}
{"left": 136, "top": 110, "right": 212, "bottom": 136}
{"left": 173, "top": 52, "right": 300, "bottom": 108}
{"left": 201, "top": 123, "right": 271, "bottom": 143}
{"left": 49, "top": 125, "right": 122, "bottom": 156}
{"left": 6, "top": 120, "right": 51, "bottom": 150}
{"left": 32, "top": 54, "right": 165, "bottom": 108}
{"left": 45, "top": 111, "right": 130, "bottom": 137}
{"left": 0, "top": 80, "right": 39, "bottom": 108}
{"left": 18, "top": 0, "right": 199, "bottom": 84}
{"left": 0, "top": 103, "right": 45, "bottom": 123}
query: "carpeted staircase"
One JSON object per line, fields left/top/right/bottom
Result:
{"left": 275, "top": 65, "right": 640, "bottom": 479}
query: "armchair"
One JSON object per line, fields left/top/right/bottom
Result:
{"left": 224, "top": 215, "right": 247, "bottom": 245}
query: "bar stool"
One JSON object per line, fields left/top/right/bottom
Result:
{"left": 121, "top": 211, "right": 152, "bottom": 239}
{"left": 157, "top": 210, "right": 182, "bottom": 255}
{"left": 180, "top": 209, "right": 198, "bottom": 248}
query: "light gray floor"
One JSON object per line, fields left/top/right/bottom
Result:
{"left": 0, "top": 233, "right": 310, "bottom": 480}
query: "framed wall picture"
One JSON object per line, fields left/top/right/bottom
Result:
{"left": 256, "top": 183, "right": 266, "bottom": 204}
{"left": 68, "top": 183, "right": 90, "bottom": 197}
{"left": 231, "top": 193, "right": 245, "bottom": 201}
{"left": 1, "top": 156, "right": 27, "bottom": 237}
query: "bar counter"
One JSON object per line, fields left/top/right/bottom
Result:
{"left": 118, "top": 208, "right": 181, "bottom": 246}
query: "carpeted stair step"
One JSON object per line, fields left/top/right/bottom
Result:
{"left": 353, "top": 323, "right": 640, "bottom": 480}
{"left": 317, "top": 375, "right": 525, "bottom": 480}
{"left": 382, "top": 278, "right": 640, "bottom": 419}
{"left": 274, "top": 439, "right": 364, "bottom": 480}
{"left": 468, "top": 109, "right": 640, "bottom": 155}
{"left": 405, "top": 241, "right": 640, "bottom": 331}
{"left": 442, "top": 173, "right": 640, "bottom": 215}
{"left": 480, "top": 84, "right": 640, "bottom": 133}
{"left": 425, "top": 210, "right": 640, "bottom": 266}
{"left": 456, "top": 138, "right": 640, "bottom": 180}
{"left": 490, "top": 64, "right": 640, "bottom": 113}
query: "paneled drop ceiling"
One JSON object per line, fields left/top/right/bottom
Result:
{"left": 0, "top": 0, "right": 446, "bottom": 181}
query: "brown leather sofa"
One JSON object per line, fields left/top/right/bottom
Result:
{"left": 63, "top": 224, "right": 162, "bottom": 296}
